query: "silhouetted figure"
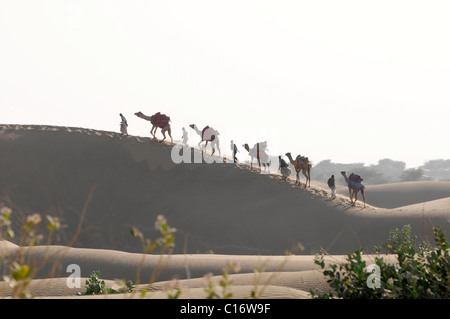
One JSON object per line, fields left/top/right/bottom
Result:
{"left": 327, "top": 174, "right": 336, "bottom": 199}
{"left": 120, "top": 113, "right": 128, "bottom": 135}
{"left": 279, "top": 156, "right": 291, "bottom": 181}
{"left": 181, "top": 127, "right": 189, "bottom": 146}
{"left": 230, "top": 140, "right": 239, "bottom": 163}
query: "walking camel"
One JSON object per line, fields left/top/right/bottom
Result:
{"left": 189, "top": 124, "right": 221, "bottom": 156}
{"left": 243, "top": 141, "right": 271, "bottom": 173}
{"left": 285, "top": 152, "right": 311, "bottom": 188}
{"left": 135, "top": 111, "right": 173, "bottom": 143}
{"left": 340, "top": 171, "right": 366, "bottom": 208}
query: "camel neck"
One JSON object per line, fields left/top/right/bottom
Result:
{"left": 193, "top": 126, "right": 202, "bottom": 135}
{"left": 286, "top": 154, "right": 295, "bottom": 164}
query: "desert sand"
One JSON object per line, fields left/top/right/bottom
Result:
{"left": 0, "top": 124, "right": 449, "bottom": 299}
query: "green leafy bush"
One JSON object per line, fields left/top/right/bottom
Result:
{"left": 311, "top": 227, "right": 450, "bottom": 299}
{"left": 83, "top": 270, "right": 112, "bottom": 295}
{"left": 82, "top": 271, "right": 135, "bottom": 295}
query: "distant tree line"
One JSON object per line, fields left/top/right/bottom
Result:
{"left": 308, "top": 158, "right": 450, "bottom": 185}
{"left": 241, "top": 155, "right": 450, "bottom": 185}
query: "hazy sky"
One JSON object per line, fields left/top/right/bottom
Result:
{"left": 1, "top": 1, "right": 449, "bottom": 168}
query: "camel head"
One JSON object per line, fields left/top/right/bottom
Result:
{"left": 189, "top": 124, "right": 195, "bottom": 130}
{"left": 242, "top": 143, "right": 250, "bottom": 152}
{"left": 340, "top": 171, "right": 347, "bottom": 177}
{"left": 134, "top": 111, "right": 143, "bottom": 117}
{"left": 285, "top": 152, "right": 297, "bottom": 165}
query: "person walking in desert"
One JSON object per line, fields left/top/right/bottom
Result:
{"left": 181, "top": 127, "right": 189, "bottom": 147}
{"left": 230, "top": 140, "right": 239, "bottom": 163}
{"left": 327, "top": 174, "right": 336, "bottom": 199}
{"left": 278, "top": 156, "right": 292, "bottom": 181}
{"left": 119, "top": 113, "right": 128, "bottom": 135}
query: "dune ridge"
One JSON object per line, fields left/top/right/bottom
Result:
{"left": 0, "top": 124, "right": 449, "bottom": 298}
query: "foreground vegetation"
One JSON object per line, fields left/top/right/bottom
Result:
{"left": 2, "top": 199, "right": 450, "bottom": 299}
{"left": 312, "top": 225, "right": 450, "bottom": 299}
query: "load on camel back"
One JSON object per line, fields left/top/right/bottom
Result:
{"left": 248, "top": 141, "right": 269, "bottom": 162}
{"left": 295, "top": 155, "right": 309, "bottom": 165}
{"left": 201, "top": 126, "right": 219, "bottom": 141}
{"left": 348, "top": 173, "right": 364, "bottom": 190}
{"left": 150, "top": 112, "right": 171, "bottom": 128}
{"left": 243, "top": 141, "right": 271, "bottom": 172}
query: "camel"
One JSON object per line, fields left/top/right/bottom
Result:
{"left": 134, "top": 111, "right": 173, "bottom": 143}
{"left": 285, "top": 152, "right": 311, "bottom": 188}
{"left": 341, "top": 171, "right": 366, "bottom": 208}
{"left": 243, "top": 141, "right": 271, "bottom": 173}
{"left": 189, "top": 124, "right": 221, "bottom": 156}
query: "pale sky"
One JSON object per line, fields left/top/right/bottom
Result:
{"left": 1, "top": 0, "right": 449, "bottom": 168}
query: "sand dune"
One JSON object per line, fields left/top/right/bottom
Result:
{"left": 396, "top": 197, "right": 450, "bottom": 211}
{"left": 0, "top": 242, "right": 396, "bottom": 298}
{"left": 343, "top": 181, "right": 450, "bottom": 209}
{"left": 0, "top": 124, "right": 449, "bottom": 299}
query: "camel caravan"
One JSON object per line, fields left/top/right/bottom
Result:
{"left": 120, "top": 111, "right": 366, "bottom": 207}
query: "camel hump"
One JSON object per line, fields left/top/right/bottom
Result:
{"left": 296, "top": 155, "right": 309, "bottom": 164}
{"left": 349, "top": 173, "right": 363, "bottom": 182}
{"left": 202, "top": 126, "right": 218, "bottom": 140}
{"left": 151, "top": 112, "right": 170, "bottom": 128}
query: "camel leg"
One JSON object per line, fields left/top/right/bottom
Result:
{"left": 168, "top": 126, "right": 173, "bottom": 143}
{"left": 151, "top": 127, "right": 159, "bottom": 140}
{"left": 307, "top": 166, "right": 311, "bottom": 188}
{"left": 361, "top": 188, "right": 366, "bottom": 208}
{"left": 353, "top": 191, "right": 359, "bottom": 206}
{"left": 159, "top": 130, "right": 166, "bottom": 143}
{"left": 348, "top": 187, "right": 355, "bottom": 205}
{"left": 214, "top": 139, "right": 221, "bottom": 156}
{"left": 211, "top": 140, "right": 215, "bottom": 156}
{"left": 302, "top": 169, "right": 308, "bottom": 188}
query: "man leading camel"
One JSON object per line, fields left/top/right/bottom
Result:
{"left": 278, "top": 156, "right": 291, "bottom": 181}
{"left": 341, "top": 171, "right": 366, "bottom": 208}
{"left": 285, "top": 152, "right": 311, "bottom": 188}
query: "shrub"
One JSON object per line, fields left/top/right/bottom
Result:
{"left": 83, "top": 270, "right": 112, "bottom": 295}
{"left": 311, "top": 227, "right": 450, "bottom": 299}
